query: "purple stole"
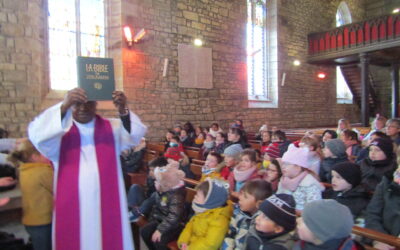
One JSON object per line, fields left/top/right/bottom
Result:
{"left": 55, "top": 116, "right": 123, "bottom": 250}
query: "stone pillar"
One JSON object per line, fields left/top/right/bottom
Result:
{"left": 360, "top": 53, "right": 370, "bottom": 126}
{"left": 391, "top": 63, "right": 399, "bottom": 118}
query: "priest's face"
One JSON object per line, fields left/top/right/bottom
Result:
{"left": 72, "top": 101, "right": 97, "bottom": 123}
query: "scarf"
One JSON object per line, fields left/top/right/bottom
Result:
{"left": 234, "top": 166, "right": 257, "bottom": 182}
{"left": 56, "top": 116, "right": 123, "bottom": 250}
{"left": 203, "top": 141, "right": 215, "bottom": 149}
{"left": 280, "top": 171, "right": 308, "bottom": 192}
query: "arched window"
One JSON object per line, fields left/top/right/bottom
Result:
{"left": 336, "top": 1, "right": 353, "bottom": 103}
{"left": 247, "top": 0, "right": 278, "bottom": 108}
{"left": 48, "top": 0, "right": 106, "bottom": 90}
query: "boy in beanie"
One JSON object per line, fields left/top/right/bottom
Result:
{"left": 220, "top": 144, "right": 243, "bottom": 180}
{"left": 360, "top": 138, "right": 397, "bottom": 192}
{"left": 245, "top": 194, "right": 297, "bottom": 250}
{"left": 178, "top": 179, "right": 233, "bottom": 250}
{"left": 323, "top": 162, "right": 370, "bottom": 218}
{"left": 320, "top": 139, "right": 348, "bottom": 182}
{"left": 294, "top": 199, "right": 355, "bottom": 250}
{"left": 222, "top": 180, "right": 273, "bottom": 250}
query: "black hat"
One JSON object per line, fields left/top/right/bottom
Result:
{"left": 259, "top": 194, "right": 296, "bottom": 231}
{"left": 332, "top": 162, "right": 362, "bottom": 188}
{"left": 370, "top": 138, "right": 394, "bottom": 159}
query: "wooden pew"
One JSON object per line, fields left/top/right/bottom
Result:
{"left": 192, "top": 159, "right": 205, "bottom": 165}
{"left": 189, "top": 163, "right": 203, "bottom": 180}
{"left": 352, "top": 226, "right": 400, "bottom": 249}
{"left": 184, "top": 147, "right": 202, "bottom": 160}
{"left": 248, "top": 142, "right": 261, "bottom": 150}
{"left": 147, "top": 143, "right": 165, "bottom": 153}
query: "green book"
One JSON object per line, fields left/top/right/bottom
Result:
{"left": 77, "top": 56, "right": 115, "bottom": 100}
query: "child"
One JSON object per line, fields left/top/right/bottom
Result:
{"left": 194, "top": 132, "right": 206, "bottom": 148}
{"left": 262, "top": 159, "right": 282, "bottom": 192}
{"left": 223, "top": 180, "right": 273, "bottom": 250}
{"left": 321, "top": 129, "right": 337, "bottom": 147}
{"left": 363, "top": 115, "right": 387, "bottom": 142}
{"left": 215, "top": 132, "right": 227, "bottom": 155}
{"left": 245, "top": 194, "right": 297, "bottom": 250}
{"left": 294, "top": 199, "right": 355, "bottom": 250}
{"left": 200, "top": 152, "right": 224, "bottom": 182}
{"left": 180, "top": 129, "right": 194, "bottom": 147}
{"left": 299, "top": 136, "right": 322, "bottom": 175}
{"left": 260, "top": 130, "right": 272, "bottom": 155}
{"left": 323, "top": 162, "right": 370, "bottom": 218}
{"left": 120, "top": 137, "right": 146, "bottom": 173}
{"left": 341, "top": 129, "right": 362, "bottom": 162}
{"left": 319, "top": 139, "right": 348, "bottom": 182}
{"left": 201, "top": 133, "right": 216, "bottom": 159}
{"left": 178, "top": 179, "right": 233, "bottom": 250}
{"left": 220, "top": 144, "right": 243, "bottom": 180}
{"left": 360, "top": 138, "right": 397, "bottom": 192}
{"left": 164, "top": 129, "right": 175, "bottom": 152}
{"left": 336, "top": 118, "right": 352, "bottom": 136}
{"left": 228, "top": 149, "right": 261, "bottom": 194}
{"left": 225, "top": 127, "right": 246, "bottom": 151}
{"left": 365, "top": 164, "right": 400, "bottom": 250}
{"left": 277, "top": 145, "right": 324, "bottom": 211}
{"left": 265, "top": 130, "right": 291, "bottom": 159}
{"left": 140, "top": 165, "right": 186, "bottom": 249}
{"left": 8, "top": 140, "right": 53, "bottom": 250}
{"left": 209, "top": 122, "right": 223, "bottom": 138}
{"left": 356, "top": 131, "right": 389, "bottom": 164}
{"left": 164, "top": 135, "right": 184, "bottom": 162}
{"left": 127, "top": 156, "right": 168, "bottom": 221}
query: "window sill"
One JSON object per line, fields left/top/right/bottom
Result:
{"left": 337, "top": 98, "right": 353, "bottom": 104}
{"left": 248, "top": 100, "right": 278, "bottom": 108}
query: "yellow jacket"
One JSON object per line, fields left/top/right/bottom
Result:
{"left": 19, "top": 162, "right": 53, "bottom": 226}
{"left": 199, "top": 171, "right": 223, "bottom": 182}
{"left": 178, "top": 201, "right": 233, "bottom": 250}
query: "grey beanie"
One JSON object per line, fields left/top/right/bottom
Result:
{"left": 325, "top": 139, "right": 346, "bottom": 157}
{"left": 302, "top": 199, "right": 354, "bottom": 243}
{"left": 223, "top": 144, "right": 243, "bottom": 159}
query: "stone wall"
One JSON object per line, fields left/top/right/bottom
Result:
{"left": 0, "top": 0, "right": 46, "bottom": 137}
{"left": 0, "top": 0, "right": 387, "bottom": 140}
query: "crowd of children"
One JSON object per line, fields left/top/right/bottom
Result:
{"left": 2, "top": 115, "right": 400, "bottom": 250}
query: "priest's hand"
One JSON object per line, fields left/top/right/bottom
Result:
{"left": 112, "top": 91, "right": 128, "bottom": 114}
{"left": 61, "top": 88, "right": 88, "bottom": 115}
{"left": 151, "top": 230, "right": 162, "bottom": 242}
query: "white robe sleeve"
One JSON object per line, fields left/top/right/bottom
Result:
{"left": 118, "top": 111, "right": 147, "bottom": 152}
{"left": 28, "top": 102, "right": 73, "bottom": 163}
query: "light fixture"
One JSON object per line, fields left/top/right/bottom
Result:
{"left": 393, "top": 8, "right": 400, "bottom": 14}
{"left": 293, "top": 60, "right": 301, "bottom": 66}
{"left": 317, "top": 72, "right": 327, "bottom": 79}
{"left": 123, "top": 26, "right": 147, "bottom": 47}
{"left": 194, "top": 38, "right": 203, "bottom": 47}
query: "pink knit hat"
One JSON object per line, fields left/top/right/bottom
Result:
{"left": 282, "top": 144, "right": 311, "bottom": 169}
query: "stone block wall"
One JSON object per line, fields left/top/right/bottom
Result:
{"left": 0, "top": 0, "right": 46, "bottom": 136}
{"left": 0, "top": 0, "right": 392, "bottom": 140}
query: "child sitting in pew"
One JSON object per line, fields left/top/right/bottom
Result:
{"left": 140, "top": 164, "right": 187, "bottom": 249}
{"left": 294, "top": 199, "right": 355, "bottom": 250}
{"left": 178, "top": 179, "right": 233, "bottom": 250}
{"left": 245, "top": 194, "right": 297, "bottom": 250}
{"left": 365, "top": 162, "right": 400, "bottom": 250}
{"left": 200, "top": 152, "right": 224, "bottom": 182}
{"left": 359, "top": 138, "right": 397, "bottom": 192}
{"left": 228, "top": 149, "right": 262, "bottom": 195}
{"left": 320, "top": 139, "right": 348, "bottom": 182}
{"left": 164, "top": 135, "right": 184, "bottom": 162}
{"left": 222, "top": 180, "right": 273, "bottom": 250}
{"left": 127, "top": 157, "right": 168, "bottom": 222}
{"left": 323, "top": 162, "right": 370, "bottom": 219}
{"left": 277, "top": 145, "right": 324, "bottom": 211}
{"left": 261, "top": 158, "right": 282, "bottom": 193}
{"left": 220, "top": 144, "right": 243, "bottom": 180}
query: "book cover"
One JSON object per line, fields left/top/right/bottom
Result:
{"left": 77, "top": 56, "right": 115, "bottom": 100}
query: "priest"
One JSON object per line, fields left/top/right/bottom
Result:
{"left": 28, "top": 87, "right": 147, "bottom": 250}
